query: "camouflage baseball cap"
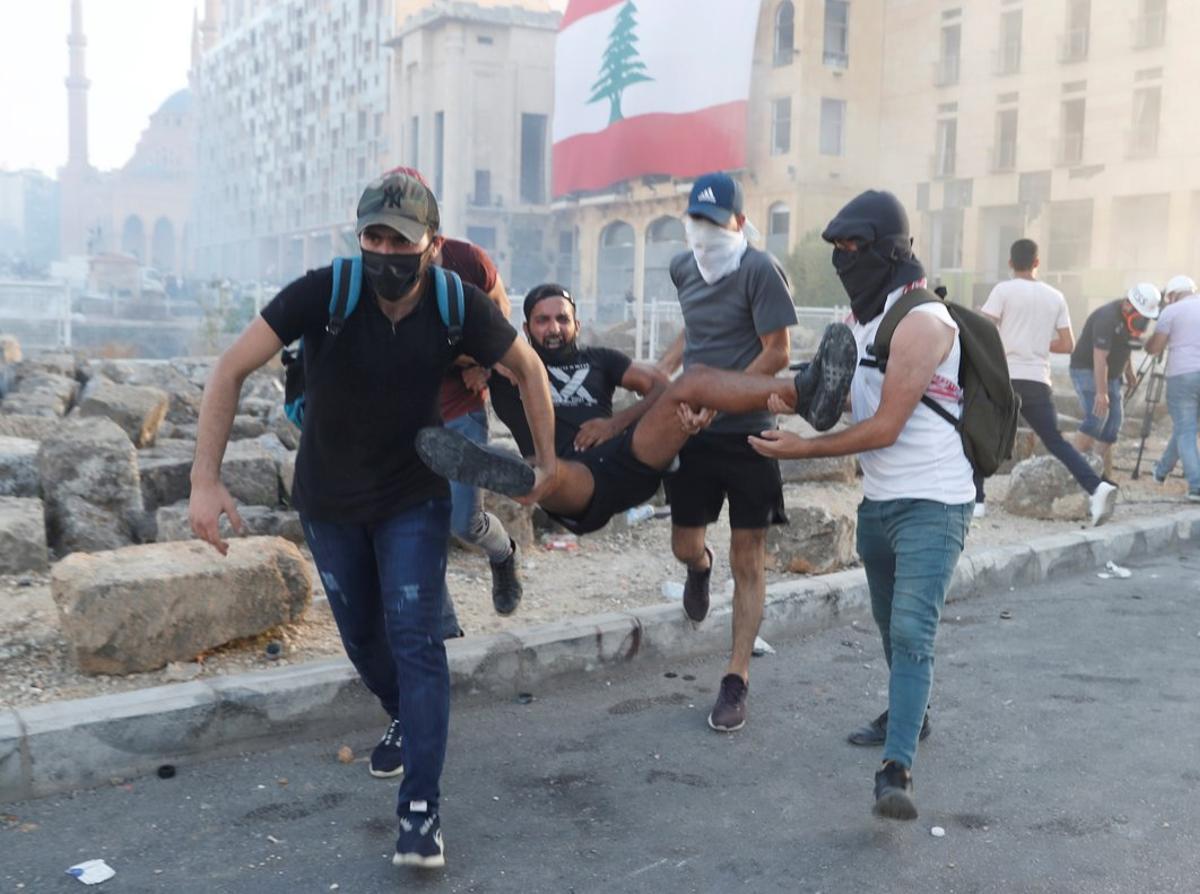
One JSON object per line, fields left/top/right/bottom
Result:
{"left": 355, "top": 171, "right": 440, "bottom": 242}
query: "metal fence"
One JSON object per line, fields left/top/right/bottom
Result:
{"left": 0, "top": 280, "right": 72, "bottom": 351}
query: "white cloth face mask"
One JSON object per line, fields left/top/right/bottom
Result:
{"left": 684, "top": 215, "right": 749, "bottom": 285}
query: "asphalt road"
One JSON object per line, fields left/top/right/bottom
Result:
{"left": 4, "top": 550, "right": 1200, "bottom": 894}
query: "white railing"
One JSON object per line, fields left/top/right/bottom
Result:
{"left": 0, "top": 280, "right": 72, "bottom": 350}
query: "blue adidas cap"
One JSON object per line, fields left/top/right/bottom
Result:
{"left": 686, "top": 173, "right": 744, "bottom": 225}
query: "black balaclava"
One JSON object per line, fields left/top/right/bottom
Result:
{"left": 361, "top": 247, "right": 429, "bottom": 302}
{"left": 822, "top": 190, "right": 926, "bottom": 324}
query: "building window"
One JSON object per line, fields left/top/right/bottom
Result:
{"left": 474, "top": 169, "right": 492, "bottom": 205}
{"left": 1048, "top": 199, "right": 1093, "bottom": 269}
{"left": 819, "top": 98, "right": 846, "bottom": 156}
{"left": 932, "top": 209, "right": 964, "bottom": 270}
{"left": 935, "top": 24, "right": 961, "bottom": 86}
{"left": 409, "top": 115, "right": 419, "bottom": 168}
{"left": 767, "top": 203, "right": 791, "bottom": 258}
{"left": 466, "top": 226, "right": 497, "bottom": 253}
{"left": 993, "top": 108, "right": 1018, "bottom": 171}
{"left": 1134, "top": 0, "right": 1167, "bottom": 49}
{"left": 770, "top": 97, "right": 792, "bottom": 155}
{"left": 1059, "top": 97, "right": 1086, "bottom": 165}
{"left": 520, "top": 113, "right": 548, "bottom": 205}
{"left": 997, "top": 10, "right": 1022, "bottom": 75}
{"left": 1060, "top": 0, "right": 1090, "bottom": 62}
{"left": 823, "top": 0, "right": 849, "bottom": 69}
{"left": 433, "top": 111, "right": 445, "bottom": 198}
{"left": 934, "top": 118, "right": 957, "bottom": 178}
{"left": 1129, "top": 86, "right": 1161, "bottom": 156}
{"left": 774, "top": 2, "right": 795, "bottom": 67}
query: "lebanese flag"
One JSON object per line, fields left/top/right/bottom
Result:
{"left": 552, "top": 0, "right": 763, "bottom": 197}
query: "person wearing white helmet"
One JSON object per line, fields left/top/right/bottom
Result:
{"left": 1145, "top": 275, "right": 1200, "bottom": 501}
{"left": 1069, "top": 283, "right": 1161, "bottom": 477}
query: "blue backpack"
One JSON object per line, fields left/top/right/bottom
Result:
{"left": 282, "top": 256, "right": 465, "bottom": 427}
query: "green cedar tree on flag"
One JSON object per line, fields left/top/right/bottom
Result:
{"left": 587, "top": 1, "right": 653, "bottom": 125}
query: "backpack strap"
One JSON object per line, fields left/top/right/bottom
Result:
{"left": 860, "top": 287, "right": 962, "bottom": 429}
{"left": 432, "top": 266, "right": 465, "bottom": 346}
{"left": 326, "top": 256, "right": 362, "bottom": 335}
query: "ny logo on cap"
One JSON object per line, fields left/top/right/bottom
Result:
{"left": 382, "top": 185, "right": 407, "bottom": 209}
{"left": 695, "top": 187, "right": 717, "bottom": 204}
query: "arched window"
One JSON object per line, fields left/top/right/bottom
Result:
{"left": 774, "top": 1, "right": 795, "bottom": 66}
{"left": 121, "top": 215, "right": 146, "bottom": 262}
{"left": 767, "top": 202, "right": 791, "bottom": 258}
{"left": 644, "top": 216, "right": 686, "bottom": 305}
{"left": 597, "top": 221, "right": 635, "bottom": 324}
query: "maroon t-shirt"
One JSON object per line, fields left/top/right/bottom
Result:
{"left": 438, "top": 239, "right": 501, "bottom": 421}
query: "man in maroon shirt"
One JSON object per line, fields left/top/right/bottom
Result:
{"left": 389, "top": 168, "right": 521, "bottom": 632}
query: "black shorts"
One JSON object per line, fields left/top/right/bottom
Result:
{"left": 546, "top": 430, "right": 664, "bottom": 535}
{"left": 666, "top": 431, "right": 788, "bottom": 530}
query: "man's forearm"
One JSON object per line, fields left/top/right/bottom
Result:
{"left": 743, "top": 344, "right": 789, "bottom": 377}
{"left": 514, "top": 365, "right": 558, "bottom": 471}
{"left": 793, "top": 414, "right": 897, "bottom": 458}
{"left": 657, "top": 333, "right": 685, "bottom": 376}
{"left": 609, "top": 380, "right": 667, "bottom": 433}
{"left": 191, "top": 365, "right": 242, "bottom": 485}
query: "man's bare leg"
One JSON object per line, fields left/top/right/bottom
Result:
{"left": 727, "top": 528, "right": 766, "bottom": 682}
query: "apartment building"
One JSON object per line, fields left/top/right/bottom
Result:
{"left": 878, "top": 0, "right": 1200, "bottom": 318}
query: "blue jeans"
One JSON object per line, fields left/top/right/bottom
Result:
{"left": 1070, "top": 367, "right": 1123, "bottom": 444}
{"left": 1155, "top": 371, "right": 1200, "bottom": 492}
{"left": 856, "top": 498, "right": 972, "bottom": 770}
{"left": 441, "top": 412, "right": 491, "bottom": 638}
{"left": 301, "top": 498, "right": 451, "bottom": 813}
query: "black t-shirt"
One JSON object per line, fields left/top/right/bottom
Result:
{"left": 1070, "top": 299, "right": 1133, "bottom": 380}
{"left": 261, "top": 264, "right": 516, "bottom": 523}
{"left": 491, "top": 346, "right": 632, "bottom": 457}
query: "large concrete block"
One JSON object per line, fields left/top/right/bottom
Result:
{"left": 81, "top": 358, "right": 204, "bottom": 425}
{"left": 1, "top": 372, "right": 77, "bottom": 417}
{"left": 75, "top": 376, "right": 169, "bottom": 447}
{"left": 0, "top": 435, "right": 39, "bottom": 497}
{"left": 137, "top": 438, "right": 197, "bottom": 511}
{"left": 1003, "top": 454, "right": 1104, "bottom": 521}
{"left": 0, "top": 496, "right": 49, "bottom": 574}
{"left": 51, "top": 536, "right": 313, "bottom": 675}
{"left": 154, "top": 501, "right": 304, "bottom": 544}
{"left": 0, "top": 414, "right": 59, "bottom": 440}
{"left": 778, "top": 455, "right": 858, "bottom": 485}
{"left": 139, "top": 438, "right": 280, "bottom": 511}
{"left": 38, "top": 418, "right": 143, "bottom": 554}
{"left": 766, "top": 503, "right": 857, "bottom": 575}
{"left": 222, "top": 440, "right": 280, "bottom": 507}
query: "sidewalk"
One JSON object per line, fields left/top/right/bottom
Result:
{"left": 3, "top": 509, "right": 1199, "bottom": 803}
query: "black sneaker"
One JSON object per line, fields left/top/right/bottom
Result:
{"left": 793, "top": 323, "right": 858, "bottom": 431}
{"left": 392, "top": 801, "right": 444, "bottom": 869}
{"left": 682, "top": 545, "right": 713, "bottom": 622}
{"left": 415, "top": 426, "right": 535, "bottom": 498}
{"left": 369, "top": 718, "right": 404, "bottom": 779}
{"left": 873, "top": 760, "right": 918, "bottom": 820}
{"left": 491, "top": 539, "right": 522, "bottom": 615}
{"left": 707, "top": 673, "right": 748, "bottom": 732}
{"left": 847, "top": 708, "right": 932, "bottom": 747}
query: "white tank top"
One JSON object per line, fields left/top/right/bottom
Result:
{"left": 850, "top": 289, "right": 976, "bottom": 504}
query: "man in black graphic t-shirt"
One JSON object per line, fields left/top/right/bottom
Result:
{"left": 188, "top": 171, "right": 557, "bottom": 870}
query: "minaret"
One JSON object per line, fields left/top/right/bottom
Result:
{"left": 200, "top": 0, "right": 220, "bottom": 52}
{"left": 65, "top": 0, "right": 90, "bottom": 171}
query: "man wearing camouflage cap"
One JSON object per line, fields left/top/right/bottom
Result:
{"left": 189, "top": 170, "right": 558, "bottom": 870}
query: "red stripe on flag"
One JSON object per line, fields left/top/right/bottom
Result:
{"left": 559, "top": 0, "right": 624, "bottom": 31}
{"left": 552, "top": 101, "right": 749, "bottom": 197}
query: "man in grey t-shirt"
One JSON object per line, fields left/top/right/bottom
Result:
{"left": 657, "top": 172, "right": 798, "bottom": 733}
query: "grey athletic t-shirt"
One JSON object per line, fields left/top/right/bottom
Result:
{"left": 670, "top": 246, "right": 798, "bottom": 433}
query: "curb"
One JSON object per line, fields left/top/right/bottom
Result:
{"left": 4, "top": 509, "right": 1199, "bottom": 803}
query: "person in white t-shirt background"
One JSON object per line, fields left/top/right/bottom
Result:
{"left": 749, "top": 190, "right": 973, "bottom": 822}
{"left": 1145, "top": 274, "right": 1200, "bottom": 500}
{"left": 978, "top": 239, "right": 1117, "bottom": 526}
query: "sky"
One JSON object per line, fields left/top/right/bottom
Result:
{"left": 0, "top": 0, "right": 196, "bottom": 176}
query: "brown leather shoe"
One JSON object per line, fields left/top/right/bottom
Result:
{"left": 707, "top": 673, "right": 748, "bottom": 732}
{"left": 682, "top": 545, "right": 713, "bottom": 622}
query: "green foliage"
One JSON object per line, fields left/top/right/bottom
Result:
{"left": 587, "top": 1, "right": 653, "bottom": 125}
{"left": 783, "top": 230, "right": 846, "bottom": 308}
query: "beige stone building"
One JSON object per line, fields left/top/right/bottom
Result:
{"left": 877, "top": 0, "right": 1200, "bottom": 321}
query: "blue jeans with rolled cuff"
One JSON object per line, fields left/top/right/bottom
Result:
{"left": 1070, "top": 367, "right": 1123, "bottom": 445}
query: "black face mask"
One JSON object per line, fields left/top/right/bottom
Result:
{"left": 834, "top": 244, "right": 897, "bottom": 324}
{"left": 362, "top": 249, "right": 426, "bottom": 303}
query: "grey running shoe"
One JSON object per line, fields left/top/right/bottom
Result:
{"left": 416, "top": 426, "right": 535, "bottom": 498}
{"left": 873, "top": 760, "right": 918, "bottom": 820}
{"left": 707, "top": 673, "right": 748, "bottom": 732}
{"left": 847, "top": 709, "right": 932, "bottom": 747}
{"left": 490, "top": 539, "right": 522, "bottom": 615}
{"left": 682, "top": 545, "right": 713, "bottom": 622}
{"left": 794, "top": 323, "right": 858, "bottom": 431}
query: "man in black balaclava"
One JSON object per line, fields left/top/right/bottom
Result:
{"left": 821, "top": 189, "right": 927, "bottom": 324}
{"left": 749, "top": 189, "right": 975, "bottom": 822}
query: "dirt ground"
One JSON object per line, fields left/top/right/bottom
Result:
{"left": 2, "top": 425, "right": 1191, "bottom": 711}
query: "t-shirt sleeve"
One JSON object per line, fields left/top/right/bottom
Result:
{"left": 980, "top": 284, "right": 1005, "bottom": 318}
{"left": 260, "top": 267, "right": 333, "bottom": 346}
{"left": 1055, "top": 294, "right": 1072, "bottom": 330}
{"left": 1153, "top": 303, "right": 1176, "bottom": 337}
{"left": 597, "top": 347, "right": 633, "bottom": 387}
{"left": 746, "top": 252, "right": 799, "bottom": 336}
{"left": 458, "top": 284, "right": 517, "bottom": 367}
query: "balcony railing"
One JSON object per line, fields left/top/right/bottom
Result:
{"left": 1058, "top": 28, "right": 1089, "bottom": 62}
{"left": 933, "top": 55, "right": 961, "bottom": 87}
{"left": 823, "top": 49, "right": 849, "bottom": 69}
{"left": 1058, "top": 133, "right": 1084, "bottom": 166}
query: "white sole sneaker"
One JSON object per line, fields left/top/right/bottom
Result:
{"left": 1089, "top": 482, "right": 1118, "bottom": 526}
{"left": 392, "top": 851, "right": 445, "bottom": 869}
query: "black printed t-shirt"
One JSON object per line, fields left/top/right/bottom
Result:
{"left": 261, "top": 264, "right": 516, "bottom": 523}
{"left": 1070, "top": 299, "right": 1132, "bottom": 380}
{"left": 491, "top": 346, "right": 632, "bottom": 458}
